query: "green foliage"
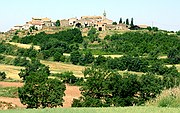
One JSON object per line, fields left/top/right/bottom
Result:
{"left": 158, "top": 95, "right": 178, "bottom": 107}
{"left": 55, "top": 20, "right": 60, "bottom": 27}
{"left": 119, "top": 17, "right": 122, "bottom": 24}
{"left": 126, "top": 19, "right": 129, "bottom": 25}
{"left": 130, "top": 18, "right": 134, "bottom": 27}
{"left": 18, "top": 73, "right": 66, "bottom": 108}
{"left": 72, "top": 67, "right": 163, "bottom": 107}
{"left": 82, "top": 40, "right": 88, "bottom": 49}
{"left": 16, "top": 46, "right": 38, "bottom": 58}
{"left": 18, "top": 58, "right": 50, "bottom": 81}
{"left": 0, "top": 87, "right": 18, "bottom": 98}
{"left": 18, "top": 58, "right": 66, "bottom": 108}
{"left": 70, "top": 51, "right": 82, "bottom": 65}
{"left": 139, "top": 73, "right": 163, "bottom": 105}
{"left": 104, "top": 32, "right": 180, "bottom": 55}
{"left": 176, "top": 30, "right": 180, "bottom": 35}
{"left": 52, "top": 71, "right": 84, "bottom": 85}
{"left": 13, "top": 56, "right": 29, "bottom": 66}
{"left": 112, "top": 22, "right": 117, "bottom": 25}
{"left": 167, "top": 47, "right": 180, "bottom": 64}
{"left": 88, "top": 28, "right": 97, "bottom": 36}
{"left": 0, "top": 43, "right": 16, "bottom": 55}
{"left": 0, "top": 72, "right": 6, "bottom": 81}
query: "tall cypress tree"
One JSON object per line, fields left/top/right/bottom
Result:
{"left": 130, "top": 18, "right": 134, "bottom": 27}
{"left": 126, "top": 18, "right": 129, "bottom": 25}
{"left": 119, "top": 18, "right": 122, "bottom": 24}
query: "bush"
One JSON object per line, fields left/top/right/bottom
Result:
{"left": 18, "top": 73, "right": 66, "bottom": 108}
{"left": 0, "top": 72, "right": 6, "bottom": 81}
{"left": 52, "top": 71, "right": 84, "bottom": 85}
{"left": 13, "top": 57, "right": 29, "bottom": 66}
{"left": 158, "top": 95, "right": 176, "bottom": 107}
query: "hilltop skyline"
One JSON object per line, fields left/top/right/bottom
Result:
{"left": 0, "top": 0, "right": 180, "bottom": 32}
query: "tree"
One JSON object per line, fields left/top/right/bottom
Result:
{"left": 72, "top": 66, "right": 164, "bottom": 107}
{"left": 112, "top": 22, "right": 117, "bottom": 25}
{"left": 72, "top": 67, "right": 117, "bottom": 107}
{"left": 0, "top": 72, "right": 6, "bottom": 81}
{"left": 88, "top": 28, "right": 96, "bottom": 36}
{"left": 53, "top": 52, "right": 62, "bottom": 62}
{"left": 18, "top": 58, "right": 50, "bottom": 81}
{"left": 138, "top": 73, "right": 163, "bottom": 105}
{"left": 18, "top": 71, "right": 66, "bottom": 108}
{"left": 130, "top": 18, "right": 134, "bottom": 27}
{"left": 55, "top": 20, "right": 60, "bottom": 27}
{"left": 126, "top": 18, "right": 129, "bottom": 25}
{"left": 167, "top": 48, "right": 180, "bottom": 64}
{"left": 70, "top": 51, "right": 82, "bottom": 65}
{"left": 82, "top": 40, "right": 88, "bottom": 49}
{"left": 119, "top": 18, "right": 122, "bottom": 24}
{"left": 83, "top": 51, "right": 94, "bottom": 65}
{"left": 177, "top": 30, "right": 180, "bottom": 35}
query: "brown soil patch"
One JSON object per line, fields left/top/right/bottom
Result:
{"left": 0, "top": 82, "right": 81, "bottom": 108}
{"left": 0, "top": 82, "right": 23, "bottom": 87}
{"left": 63, "top": 84, "right": 81, "bottom": 107}
{"left": 0, "top": 97, "right": 26, "bottom": 108}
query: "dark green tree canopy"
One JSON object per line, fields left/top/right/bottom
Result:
{"left": 126, "top": 18, "right": 129, "bottom": 25}
{"left": 55, "top": 20, "right": 60, "bottom": 26}
{"left": 119, "top": 18, "right": 122, "bottom": 24}
{"left": 112, "top": 22, "right": 117, "bottom": 25}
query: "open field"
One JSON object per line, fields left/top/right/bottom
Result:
{"left": 41, "top": 60, "right": 85, "bottom": 77}
{"left": 6, "top": 42, "right": 40, "bottom": 50}
{"left": 2, "top": 107, "right": 180, "bottom": 113}
{"left": 0, "top": 64, "right": 24, "bottom": 80}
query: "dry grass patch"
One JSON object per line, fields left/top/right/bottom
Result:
{"left": 7, "top": 42, "right": 40, "bottom": 50}
{"left": 41, "top": 60, "right": 85, "bottom": 77}
{"left": 0, "top": 64, "right": 23, "bottom": 80}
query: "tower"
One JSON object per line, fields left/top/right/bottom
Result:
{"left": 103, "top": 10, "right": 106, "bottom": 19}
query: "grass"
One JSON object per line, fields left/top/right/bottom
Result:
{"left": 2, "top": 107, "right": 180, "bottom": 113}
{"left": 7, "top": 42, "right": 40, "bottom": 50}
{"left": 0, "top": 87, "right": 18, "bottom": 98}
{"left": 0, "top": 64, "right": 23, "bottom": 80}
{"left": 146, "top": 87, "right": 180, "bottom": 108}
{"left": 40, "top": 60, "right": 85, "bottom": 77}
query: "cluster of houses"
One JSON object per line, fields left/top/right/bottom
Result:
{"left": 11, "top": 17, "right": 53, "bottom": 31}
{"left": 11, "top": 11, "right": 141, "bottom": 32}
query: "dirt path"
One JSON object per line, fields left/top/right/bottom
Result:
{"left": 0, "top": 82, "right": 81, "bottom": 108}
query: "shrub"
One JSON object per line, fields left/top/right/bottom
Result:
{"left": 0, "top": 72, "right": 6, "bottom": 81}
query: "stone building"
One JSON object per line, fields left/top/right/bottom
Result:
{"left": 60, "top": 19, "right": 69, "bottom": 27}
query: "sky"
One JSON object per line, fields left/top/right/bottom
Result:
{"left": 0, "top": 0, "right": 180, "bottom": 32}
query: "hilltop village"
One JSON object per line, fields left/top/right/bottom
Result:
{"left": 10, "top": 11, "right": 148, "bottom": 33}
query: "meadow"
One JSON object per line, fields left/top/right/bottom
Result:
{"left": 2, "top": 107, "right": 180, "bottom": 113}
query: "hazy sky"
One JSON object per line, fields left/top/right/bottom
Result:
{"left": 0, "top": 0, "right": 180, "bottom": 32}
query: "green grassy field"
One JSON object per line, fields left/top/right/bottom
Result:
{"left": 0, "top": 87, "right": 18, "bottom": 98}
{"left": 2, "top": 107, "right": 180, "bottom": 113}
